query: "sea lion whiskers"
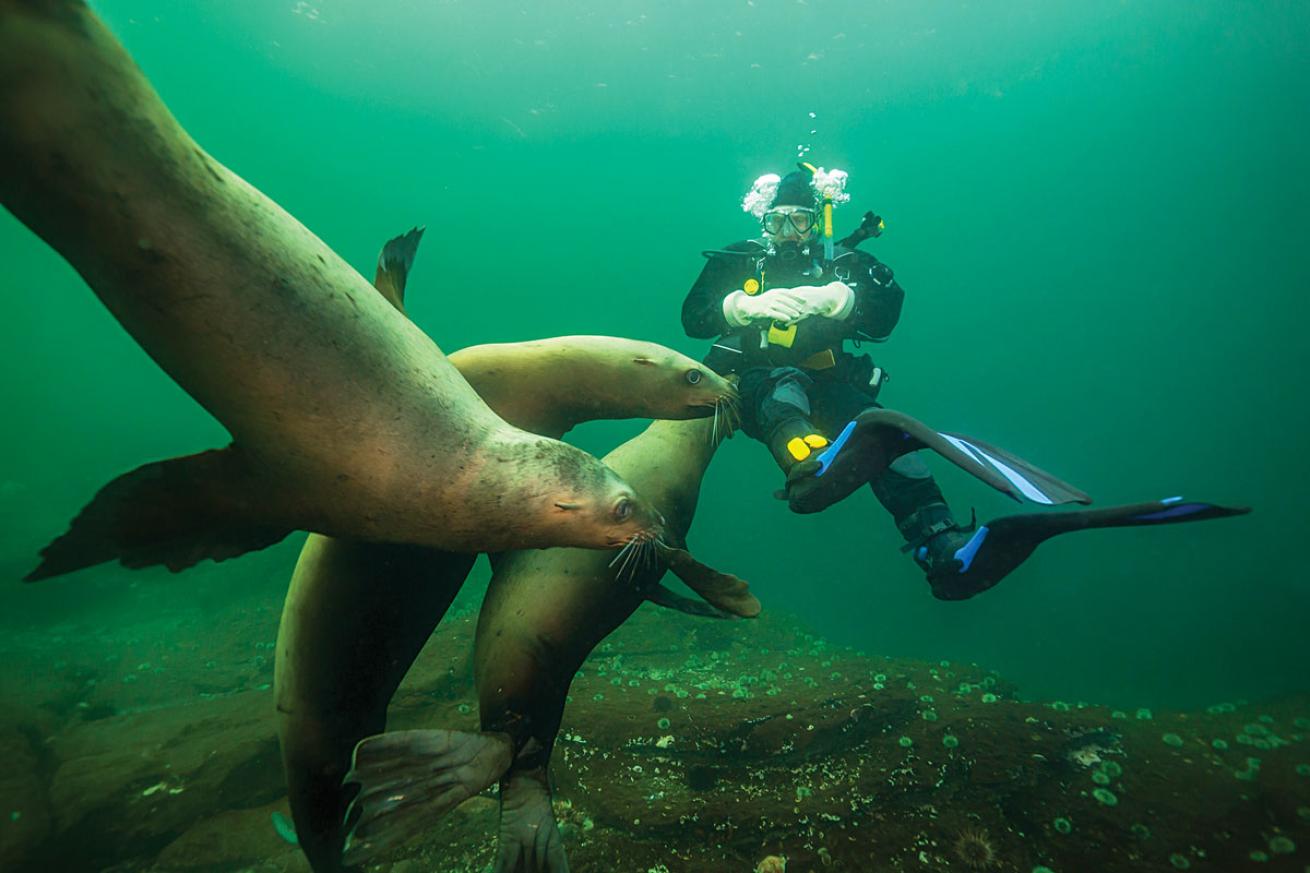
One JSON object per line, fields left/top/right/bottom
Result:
{"left": 635, "top": 536, "right": 658, "bottom": 578}
{"left": 611, "top": 540, "right": 640, "bottom": 584}
{"left": 607, "top": 539, "right": 636, "bottom": 569}
{"left": 710, "top": 392, "right": 740, "bottom": 445}
{"left": 611, "top": 529, "right": 659, "bottom": 585}
{"left": 624, "top": 535, "right": 654, "bottom": 583}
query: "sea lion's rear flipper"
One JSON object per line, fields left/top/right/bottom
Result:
{"left": 24, "top": 448, "right": 288, "bottom": 581}
{"left": 644, "top": 583, "right": 736, "bottom": 619}
{"left": 929, "top": 498, "right": 1252, "bottom": 600}
{"left": 786, "top": 409, "right": 1092, "bottom": 514}
{"left": 371, "top": 227, "right": 425, "bottom": 311}
{"left": 341, "top": 729, "right": 512, "bottom": 867}
{"left": 494, "top": 768, "right": 570, "bottom": 873}
{"left": 660, "top": 546, "right": 762, "bottom": 618}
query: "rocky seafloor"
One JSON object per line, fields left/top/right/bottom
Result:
{"left": 1, "top": 576, "right": 1307, "bottom": 873}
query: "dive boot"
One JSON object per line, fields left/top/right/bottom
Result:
{"left": 915, "top": 524, "right": 991, "bottom": 601}
{"left": 917, "top": 498, "right": 1252, "bottom": 601}
{"left": 768, "top": 419, "right": 829, "bottom": 472}
{"left": 896, "top": 503, "right": 989, "bottom": 600}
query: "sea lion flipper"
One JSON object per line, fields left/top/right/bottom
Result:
{"left": 660, "top": 547, "right": 762, "bottom": 618}
{"left": 644, "top": 583, "right": 737, "bottom": 619}
{"left": 342, "top": 729, "right": 512, "bottom": 867}
{"left": 494, "top": 768, "right": 570, "bottom": 873}
{"left": 24, "top": 448, "right": 288, "bottom": 581}
{"left": 371, "top": 227, "right": 425, "bottom": 311}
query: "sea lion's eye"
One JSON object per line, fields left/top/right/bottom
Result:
{"left": 614, "top": 498, "right": 633, "bottom": 522}
{"left": 685, "top": 369, "right": 703, "bottom": 385}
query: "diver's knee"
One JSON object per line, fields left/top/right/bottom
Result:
{"left": 887, "top": 454, "right": 932, "bottom": 480}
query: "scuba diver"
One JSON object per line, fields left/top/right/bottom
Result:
{"left": 682, "top": 162, "right": 1250, "bottom": 600}
{"left": 682, "top": 163, "right": 989, "bottom": 597}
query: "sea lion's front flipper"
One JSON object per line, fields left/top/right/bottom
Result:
{"left": 494, "top": 768, "right": 570, "bottom": 873}
{"left": 25, "top": 448, "right": 288, "bottom": 581}
{"left": 929, "top": 498, "right": 1252, "bottom": 600}
{"left": 659, "top": 546, "right": 762, "bottom": 618}
{"left": 341, "top": 729, "right": 512, "bottom": 867}
{"left": 371, "top": 227, "right": 425, "bottom": 312}
{"left": 644, "top": 583, "right": 737, "bottom": 619}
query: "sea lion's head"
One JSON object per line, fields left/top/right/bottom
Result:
{"left": 547, "top": 448, "right": 666, "bottom": 550}
{"left": 625, "top": 343, "right": 739, "bottom": 431}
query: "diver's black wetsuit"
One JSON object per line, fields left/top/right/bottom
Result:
{"left": 682, "top": 238, "right": 953, "bottom": 534}
{"left": 680, "top": 230, "right": 1253, "bottom": 600}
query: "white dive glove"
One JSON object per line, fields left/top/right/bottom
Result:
{"left": 722, "top": 287, "right": 806, "bottom": 327}
{"left": 790, "top": 280, "right": 856, "bottom": 320}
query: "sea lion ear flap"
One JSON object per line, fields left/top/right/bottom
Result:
{"left": 632, "top": 357, "right": 655, "bottom": 367}
{"left": 554, "top": 501, "right": 582, "bottom": 511}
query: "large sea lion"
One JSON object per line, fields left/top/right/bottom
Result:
{"left": 340, "top": 415, "right": 753, "bottom": 869}
{"left": 0, "top": 1, "right": 660, "bottom": 580}
{"left": 276, "top": 233, "right": 742, "bottom": 873}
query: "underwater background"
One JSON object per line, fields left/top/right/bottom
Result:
{"left": 0, "top": 1, "right": 1308, "bottom": 869}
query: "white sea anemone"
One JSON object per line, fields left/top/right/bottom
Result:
{"left": 742, "top": 173, "right": 781, "bottom": 219}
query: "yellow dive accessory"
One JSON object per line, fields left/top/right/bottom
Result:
{"left": 756, "top": 267, "right": 796, "bottom": 347}
{"left": 799, "top": 161, "right": 836, "bottom": 262}
{"left": 767, "top": 321, "right": 797, "bottom": 348}
{"left": 786, "top": 433, "right": 829, "bottom": 462}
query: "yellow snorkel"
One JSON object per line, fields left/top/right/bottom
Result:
{"left": 821, "top": 196, "right": 835, "bottom": 263}
{"left": 800, "top": 161, "right": 836, "bottom": 263}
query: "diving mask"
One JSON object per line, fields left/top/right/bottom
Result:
{"left": 762, "top": 208, "right": 817, "bottom": 235}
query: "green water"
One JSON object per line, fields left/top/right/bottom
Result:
{"left": 2, "top": 0, "right": 1307, "bottom": 714}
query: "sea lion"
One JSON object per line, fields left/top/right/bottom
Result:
{"left": 276, "top": 234, "right": 741, "bottom": 873}
{"left": 340, "top": 415, "right": 753, "bottom": 869}
{"left": 0, "top": 1, "right": 659, "bottom": 580}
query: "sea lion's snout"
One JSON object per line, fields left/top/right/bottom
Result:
{"left": 605, "top": 499, "right": 668, "bottom": 584}
{"left": 649, "top": 351, "right": 736, "bottom": 425}
{"left": 608, "top": 493, "right": 663, "bottom": 543}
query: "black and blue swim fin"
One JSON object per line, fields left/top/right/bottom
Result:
{"left": 784, "top": 409, "right": 1092, "bottom": 514}
{"left": 924, "top": 498, "right": 1251, "bottom": 600}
